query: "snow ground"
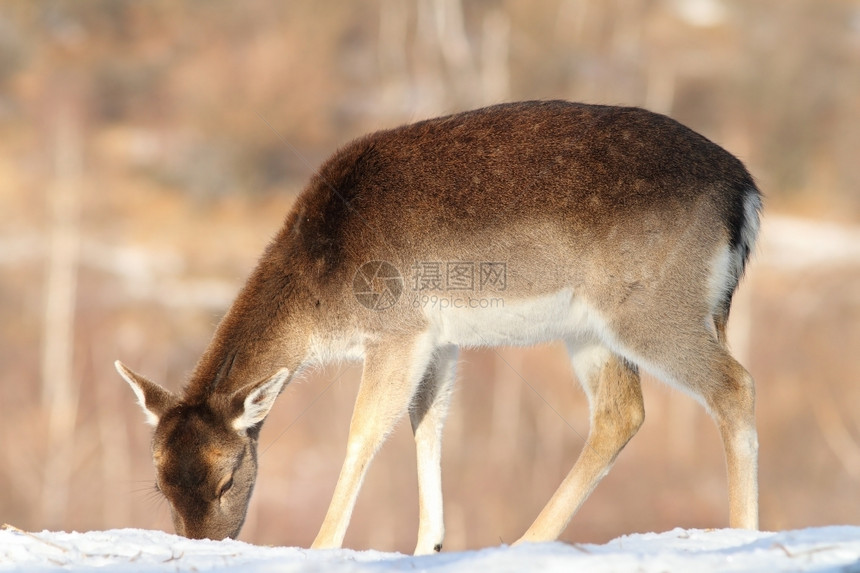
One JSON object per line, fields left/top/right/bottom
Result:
{"left": 2, "top": 526, "right": 860, "bottom": 572}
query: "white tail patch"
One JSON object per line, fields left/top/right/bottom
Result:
{"left": 731, "top": 190, "right": 763, "bottom": 281}
{"left": 707, "top": 244, "right": 735, "bottom": 319}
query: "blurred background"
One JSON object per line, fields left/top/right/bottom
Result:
{"left": 1, "top": 0, "right": 860, "bottom": 553}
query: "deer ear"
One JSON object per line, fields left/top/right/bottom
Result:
{"left": 115, "top": 360, "right": 177, "bottom": 426}
{"left": 230, "top": 368, "right": 290, "bottom": 433}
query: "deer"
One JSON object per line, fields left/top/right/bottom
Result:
{"left": 117, "top": 100, "right": 762, "bottom": 554}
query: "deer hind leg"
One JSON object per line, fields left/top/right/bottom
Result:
{"left": 517, "top": 341, "right": 644, "bottom": 544}
{"left": 624, "top": 321, "right": 758, "bottom": 530}
{"left": 409, "top": 344, "right": 459, "bottom": 555}
{"left": 312, "top": 335, "right": 436, "bottom": 550}
{"left": 696, "top": 345, "right": 758, "bottom": 529}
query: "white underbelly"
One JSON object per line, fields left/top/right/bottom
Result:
{"left": 422, "top": 289, "right": 599, "bottom": 347}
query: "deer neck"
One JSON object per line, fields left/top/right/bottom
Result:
{"left": 183, "top": 244, "right": 314, "bottom": 404}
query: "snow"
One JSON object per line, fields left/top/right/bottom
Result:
{"left": 3, "top": 526, "right": 860, "bottom": 572}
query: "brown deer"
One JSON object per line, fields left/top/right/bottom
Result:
{"left": 117, "top": 100, "right": 761, "bottom": 554}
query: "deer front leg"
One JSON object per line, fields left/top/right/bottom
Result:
{"left": 312, "top": 335, "right": 436, "bottom": 550}
{"left": 409, "top": 345, "right": 458, "bottom": 555}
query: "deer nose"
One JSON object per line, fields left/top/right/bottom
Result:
{"left": 171, "top": 514, "right": 194, "bottom": 539}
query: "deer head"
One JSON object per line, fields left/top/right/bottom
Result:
{"left": 116, "top": 360, "right": 289, "bottom": 540}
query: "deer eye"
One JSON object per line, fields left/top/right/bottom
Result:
{"left": 218, "top": 476, "right": 234, "bottom": 498}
